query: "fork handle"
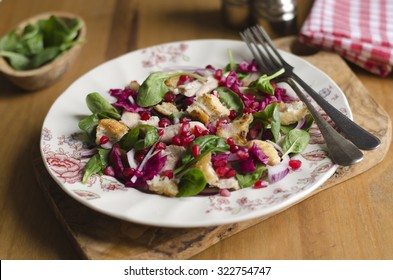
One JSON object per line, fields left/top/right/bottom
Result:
{"left": 290, "top": 73, "right": 381, "bottom": 150}
{"left": 285, "top": 78, "right": 363, "bottom": 166}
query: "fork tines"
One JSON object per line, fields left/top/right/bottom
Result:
{"left": 240, "top": 25, "right": 286, "bottom": 75}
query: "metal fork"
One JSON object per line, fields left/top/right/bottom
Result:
{"left": 241, "top": 25, "right": 381, "bottom": 151}
{"left": 240, "top": 25, "right": 366, "bottom": 166}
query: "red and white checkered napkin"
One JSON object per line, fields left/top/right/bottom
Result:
{"left": 299, "top": 0, "right": 393, "bottom": 76}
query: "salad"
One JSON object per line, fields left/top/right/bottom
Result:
{"left": 78, "top": 53, "right": 313, "bottom": 197}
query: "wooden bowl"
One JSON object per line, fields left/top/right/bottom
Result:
{"left": 0, "top": 11, "right": 86, "bottom": 91}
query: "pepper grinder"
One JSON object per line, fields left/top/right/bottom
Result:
{"left": 252, "top": 0, "right": 298, "bottom": 36}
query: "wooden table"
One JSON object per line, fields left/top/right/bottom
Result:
{"left": 1, "top": 0, "right": 392, "bottom": 260}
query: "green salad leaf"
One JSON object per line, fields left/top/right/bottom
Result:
{"left": 176, "top": 168, "right": 207, "bottom": 197}
{"left": 248, "top": 69, "right": 285, "bottom": 95}
{"left": 252, "top": 102, "right": 281, "bottom": 142}
{"left": 137, "top": 71, "right": 206, "bottom": 107}
{"left": 82, "top": 148, "right": 110, "bottom": 183}
{"left": 0, "top": 15, "right": 84, "bottom": 70}
{"left": 216, "top": 86, "right": 244, "bottom": 118}
{"left": 281, "top": 128, "right": 310, "bottom": 156}
{"left": 119, "top": 125, "right": 159, "bottom": 151}
{"left": 236, "top": 164, "right": 266, "bottom": 189}
{"left": 174, "top": 135, "right": 229, "bottom": 176}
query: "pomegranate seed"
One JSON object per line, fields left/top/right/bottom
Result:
{"left": 103, "top": 166, "right": 115, "bottom": 176}
{"left": 172, "top": 135, "right": 183, "bottom": 146}
{"left": 178, "top": 75, "right": 194, "bottom": 86}
{"left": 230, "top": 144, "right": 239, "bottom": 153}
{"left": 216, "top": 166, "right": 231, "bottom": 177}
{"left": 158, "top": 129, "right": 164, "bottom": 136}
{"left": 214, "top": 69, "right": 223, "bottom": 80}
{"left": 193, "top": 125, "right": 205, "bottom": 137}
{"left": 229, "top": 110, "right": 237, "bottom": 120}
{"left": 192, "top": 144, "right": 200, "bottom": 157}
{"left": 99, "top": 136, "right": 109, "bottom": 145}
{"left": 178, "top": 75, "right": 188, "bottom": 85}
{"left": 236, "top": 149, "right": 249, "bottom": 160}
{"left": 184, "top": 97, "right": 194, "bottom": 106}
{"left": 226, "top": 137, "right": 235, "bottom": 146}
{"left": 181, "top": 121, "right": 191, "bottom": 137}
{"left": 139, "top": 111, "right": 150, "bottom": 121}
{"left": 213, "top": 159, "right": 227, "bottom": 168}
{"left": 158, "top": 118, "right": 171, "bottom": 128}
{"left": 135, "top": 150, "right": 146, "bottom": 162}
{"left": 164, "top": 91, "right": 175, "bottom": 102}
{"left": 161, "top": 170, "right": 174, "bottom": 179}
{"left": 156, "top": 142, "right": 167, "bottom": 150}
{"left": 205, "top": 64, "right": 215, "bottom": 70}
{"left": 123, "top": 168, "right": 135, "bottom": 178}
{"left": 289, "top": 159, "right": 302, "bottom": 170}
{"left": 224, "top": 168, "right": 237, "bottom": 178}
{"left": 219, "top": 189, "right": 231, "bottom": 197}
{"left": 182, "top": 134, "right": 195, "bottom": 145}
{"left": 243, "top": 107, "right": 252, "bottom": 114}
{"left": 254, "top": 180, "right": 268, "bottom": 189}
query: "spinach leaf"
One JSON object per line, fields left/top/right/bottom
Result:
{"left": 281, "top": 128, "right": 310, "bottom": 156}
{"left": 176, "top": 168, "right": 207, "bottom": 197}
{"left": 137, "top": 71, "right": 206, "bottom": 107}
{"left": 174, "top": 135, "right": 229, "bottom": 175}
{"left": 119, "top": 125, "right": 159, "bottom": 151}
{"left": 82, "top": 148, "right": 110, "bottom": 183}
{"left": 215, "top": 86, "right": 244, "bottom": 118}
{"left": 78, "top": 113, "right": 100, "bottom": 141}
{"left": 86, "top": 92, "right": 121, "bottom": 120}
{"left": 29, "top": 46, "right": 60, "bottom": 68}
{"left": 236, "top": 164, "right": 266, "bottom": 188}
{"left": 0, "top": 15, "right": 84, "bottom": 70}
{"left": 253, "top": 103, "right": 281, "bottom": 142}
{"left": 248, "top": 68, "right": 285, "bottom": 95}
{"left": 0, "top": 50, "right": 30, "bottom": 70}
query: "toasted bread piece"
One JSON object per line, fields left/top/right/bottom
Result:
{"left": 154, "top": 102, "right": 179, "bottom": 116}
{"left": 96, "top": 118, "right": 129, "bottom": 145}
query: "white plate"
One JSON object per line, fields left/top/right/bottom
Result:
{"left": 40, "top": 39, "right": 350, "bottom": 228}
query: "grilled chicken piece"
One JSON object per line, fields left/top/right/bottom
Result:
{"left": 194, "top": 152, "right": 219, "bottom": 186}
{"left": 216, "top": 113, "right": 253, "bottom": 146}
{"left": 121, "top": 112, "right": 160, "bottom": 128}
{"left": 178, "top": 76, "right": 218, "bottom": 97}
{"left": 147, "top": 175, "right": 179, "bottom": 197}
{"left": 161, "top": 145, "right": 186, "bottom": 171}
{"left": 216, "top": 177, "right": 240, "bottom": 190}
{"left": 186, "top": 93, "right": 230, "bottom": 124}
{"left": 278, "top": 101, "right": 308, "bottom": 125}
{"left": 160, "top": 121, "right": 207, "bottom": 143}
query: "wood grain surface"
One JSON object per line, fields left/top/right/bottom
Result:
{"left": 2, "top": 0, "right": 393, "bottom": 260}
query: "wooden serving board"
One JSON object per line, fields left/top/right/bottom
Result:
{"left": 32, "top": 37, "right": 392, "bottom": 260}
